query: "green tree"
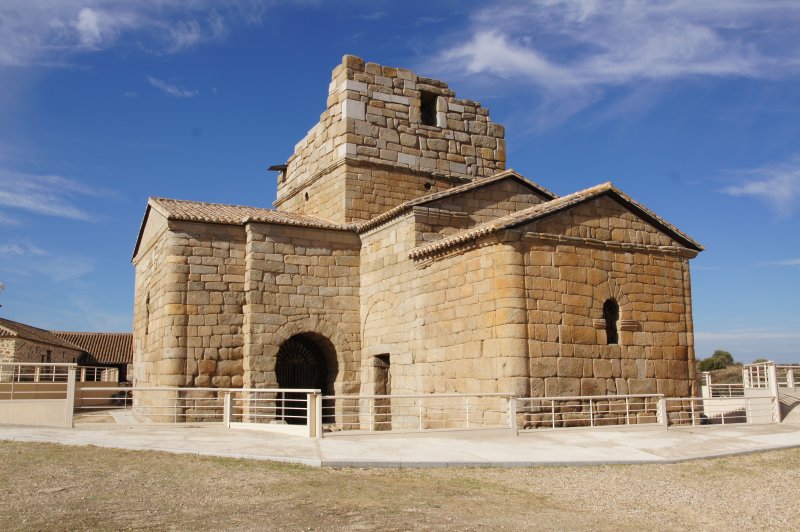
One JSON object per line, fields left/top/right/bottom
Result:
{"left": 697, "top": 350, "right": 736, "bottom": 372}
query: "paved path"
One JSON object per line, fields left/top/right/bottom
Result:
{"left": 2, "top": 422, "right": 800, "bottom": 467}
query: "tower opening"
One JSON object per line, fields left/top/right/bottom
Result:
{"left": 603, "top": 299, "right": 620, "bottom": 345}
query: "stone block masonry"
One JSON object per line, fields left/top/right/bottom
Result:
{"left": 132, "top": 55, "right": 703, "bottom": 427}
{"left": 274, "top": 55, "right": 506, "bottom": 224}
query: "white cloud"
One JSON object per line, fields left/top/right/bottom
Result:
{"left": 0, "top": 1, "right": 269, "bottom": 67}
{"left": 696, "top": 330, "right": 800, "bottom": 342}
{"left": 765, "top": 258, "right": 800, "bottom": 267}
{"left": 0, "top": 242, "right": 46, "bottom": 258}
{"left": 434, "top": 1, "right": 800, "bottom": 128}
{"left": 76, "top": 8, "right": 103, "bottom": 47}
{"left": 723, "top": 157, "right": 800, "bottom": 217}
{"left": 147, "top": 76, "right": 198, "bottom": 98}
{"left": 0, "top": 241, "right": 94, "bottom": 282}
{"left": 0, "top": 169, "right": 113, "bottom": 221}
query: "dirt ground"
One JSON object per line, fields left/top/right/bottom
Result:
{"left": 1, "top": 441, "right": 798, "bottom": 531}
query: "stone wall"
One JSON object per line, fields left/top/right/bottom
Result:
{"left": 133, "top": 209, "right": 171, "bottom": 387}
{"left": 275, "top": 55, "right": 507, "bottom": 224}
{"left": 409, "top": 240, "right": 530, "bottom": 397}
{"left": 0, "top": 339, "right": 79, "bottom": 364}
{"left": 360, "top": 216, "right": 418, "bottom": 395}
{"left": 392, "top": 196, "right": 698, "bottom": 400}
{"left": 133, "top": 216, "right": 246, "bottom": 389}
{"left": 243, "top": 223, "right": 361, "bottom": 394}
{"left": 415, "top": 178, "right": 549, "bottom": 241}
{"left": 0, "top": 339, "right": 14, "bottom": 364}
{"left": 427, "top": 178, "right": 547, "bottom": 226}
{"left": 518, "top": 199, "right": 697, "bottom": 397}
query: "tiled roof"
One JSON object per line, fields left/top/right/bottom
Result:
{"left": 52, "top": 332, "right": 133, "bottom": 365}
{"left": 0, "top": 317, "right": 82, "bottom": 351}
{"left": 357, "top": 169, "right": 558, "bottom": 233}
{"left": 409, "top": 182, "right": 703, "bottom": 259}
{"left": 148, "top": 197, "right": 354, "bottom": 231}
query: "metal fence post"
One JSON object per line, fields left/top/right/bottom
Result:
{"left": 65, "top": 365, "right": 76, "bottom": 428}
{"left": 656, "top": 396, "right": 668, "bottom": 428}
{"left": 306, "top": 393, "right": 314, "bottom": 438}
{"left": 223, "top": 391, "right": 232, "bottom": 428}
{"left": 767, "top": 363, "right": 781, "bottom": 422}
{"left": 509, "top": 397, "right": 518, "bottom": 437}
{"left": 315, "top": 392, "right": 323, "bottom": 439}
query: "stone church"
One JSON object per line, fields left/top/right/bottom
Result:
{"left": 132, "top": 55, "right": 703, "bottom": 403}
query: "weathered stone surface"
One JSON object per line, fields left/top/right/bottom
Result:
{"left": 131, "top": 55, "right": 700, "bottom": 424}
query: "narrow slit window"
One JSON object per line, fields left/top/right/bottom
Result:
{"left": 420, "top": 91, "right": 437, "bottom": 126}
{"left": 603, "top": 299, "right": 619, "bottom": 345}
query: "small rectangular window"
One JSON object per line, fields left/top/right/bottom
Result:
{"left": 420, "top": 91, "right": 437, "bottom": 126}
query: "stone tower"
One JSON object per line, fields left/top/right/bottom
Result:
{"left": 273, "top": 55, "right": 507, "bottom": 224}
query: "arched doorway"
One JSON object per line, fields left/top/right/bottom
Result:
{"left": 275, "top": 334, "right": 330, "bottom": 424}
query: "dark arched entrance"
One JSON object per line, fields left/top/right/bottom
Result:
{"left": 275, "top": 334, "right": 329, "bottom": 424}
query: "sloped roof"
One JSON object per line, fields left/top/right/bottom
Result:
{"left": 52, "top": 332, "right": 132, "bottom": 365}
{"left": 133, "top": 197, "right": 356, "bottom": 259}
{"left": 409, "top": 182, "right": 703, "bottom": 259}
{"left": 0, "top": 317, "right": 82, "bottom": 351}
{"left": 357, "top": 169, "right": 557, "bottom": 233}
{"left": 148, "top": 197, "right": 352, "bottom": 230}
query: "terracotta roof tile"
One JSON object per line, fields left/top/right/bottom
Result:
{"left": 52, "top": 332, "right": 132, "bottom": 365}
{"left": 0, "top": 318, "right": 82, "bottom": 351}
{"left": 148, "top": 197, "right": 355, "bottom": 231}
{"left": 357, "top": 169, "right": 557, "bottom": 233}
{"left": 409, "top": 182, "right": 703, "bottom": 259}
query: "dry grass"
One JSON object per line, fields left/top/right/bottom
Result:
{"left": 1, "top": 441, "right": 799, "bottom": 530}
{"left": 706, "top": 364, "right": 744, "bottom": 384}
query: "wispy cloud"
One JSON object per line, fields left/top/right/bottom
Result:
{"left": 0, "top": 170, "right": 114, "bottom": 222}
{"left": 0, "top": 1, "right": 270, "bottom": 67}
{"left": 0, "top": 241, "right": 93, "bottom": 282}
{"left": 723, "top": 156, "right": 800, "bottom": 217}
{"left": 434, "top": 1, "right": 800, "bottom": 128}
{"left": 357, "top": 11, "right": 386, "bottom": 21}
{"left": 0, "top": 242, "right": 46, "bottom": 258}
{"left": 696, "top": 329, "right": 800, "bottom": 342}
{"left": 147, "top": 76, "right": 198, "bottom": 98}
{"left": 763, "top": 258, "right": 800, "bottom": 267}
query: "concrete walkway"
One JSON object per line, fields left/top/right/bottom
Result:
{"left": 2, "top": 422, "right": 800, "bottom": 467}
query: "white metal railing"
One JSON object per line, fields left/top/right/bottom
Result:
{"left": 665, "top": 396, "right": 776, "bottom": 425}
{"left": 73, "top": 386, "right": 322, "bottom": 436}
{"left": 0, "top": 362, "right": 118, "bottom": 384}
{"left": 517, "top": 394, "right": 663, "bottom": 430}
{"left": 708, "top": 384, "right": 745, "bottom": 398}
{"left": 743, "top": 363, "right": 771, "bottom": 389}
{"left": 320, "top": 393, "right": 513, "bottom": 433}
{"left": 76, "top": 366, "right": 119, "bottom": 382}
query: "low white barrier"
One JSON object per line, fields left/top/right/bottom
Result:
{"left": 320, "top": 393, "right": 513, "bottom": 434}
{"left": 665, "top": 396, "right": 776, "bottom": 425}
{"left": 0, "top": 362, "right": 117, "bottom": 385}
{"left": 74, "top": 386, "right": 323, "bottom": 437}
{"left": 705, "top": 384, "right": 745, "bottom": 398}
{"left": 516, "top": 394, "right": 663, "bottom": 430}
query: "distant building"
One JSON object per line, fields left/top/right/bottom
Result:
{"left": 0, "top": 317, "right": 131, "bottom": 382}
{"left": 132, "top": 55, "right": 703, "bottom": 403}
{"left": 0, "top": 317, "right": 81, "bottom": 365}
{"left": 52, "top": 332, "right": 133, "bottom": 382}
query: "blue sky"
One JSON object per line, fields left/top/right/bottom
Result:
{"left": 0, "top": 1, "right": 798, "bottom": 363}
